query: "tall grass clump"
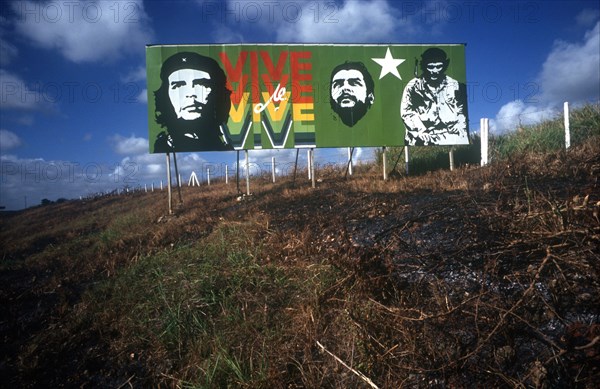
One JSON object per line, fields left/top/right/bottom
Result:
{"left": 70, "top": 215, "right": 337, "bottom": 388}
{"left": 491, "top": 102, "right": 600, "bottom": 160}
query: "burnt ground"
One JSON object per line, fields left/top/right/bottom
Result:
{"left": 1, "top": 140, "right": 599, "bottom": 388}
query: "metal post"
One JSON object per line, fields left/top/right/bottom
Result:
{"left": 449, "top": 148, "right": 455, "bottom": 171}
{"left": 207, "top": 168, "right": 211, "bottom": 186}
{"left": 245, "top": 150, "right": 250, "bottom": 196}
{"left": 272, "top": 157, "right": 276, "bottom": 183}
{"left": 166, "top": 153, "right": 173, "bottom": 215}
{"left": 225, "top": 165, "right": 229, "bottom": 184}
{"left": 404, "top": 146, "right": 410, "bottom": 175}
{"left": 564, "top": 101, "right": 571, "bottom": 149}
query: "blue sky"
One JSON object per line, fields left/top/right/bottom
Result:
{"left": 1, "top": 0, "right": 599, "bottom": 210}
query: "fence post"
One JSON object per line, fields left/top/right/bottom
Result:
{"left": 245, "top": 150, "right": 250, "bottom": 196}
{"left": 165, "top": 154, "right": 172, "bottom": 215}
{"left": 480, "top": 118, "right": 489, "bottom": 167}
{"left": 564, "top": 101, "right": 571, "bottom": 149}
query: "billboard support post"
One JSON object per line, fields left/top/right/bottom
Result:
{"left": 272, "top": 157, "right": 276, "bottom": 183}
{"left": 382, "top": 147, "right": 388, "bottom": 181}
{"left": 307, "top": 150, "right": 312, "bottom": 180}
{"left": 348, "top": 148, "right": 353, "bottom": 176}
{"left": 311, "top": 149, "right": 316, "bottom": 189}
{"left": 236, "top": 151, "right": 240, "bottom": 194}
{"left": 172, "top": 152, "right": 182, "bottom": 204}
{"left": 404, "top": 146, "right": 410, "bottom": 175}
{"left": 165, "top": 153, "right": 173, "bottom": 215}
{"left": 449, "top": 148, "right": 455, "bottom": 171}
{"left": 245, "top": 150, "right": 250, "bottom": 196}
{"left": 293, "top": 149, "right": 300, "bottom": 184}
{"left": 345, "top": 147, "right": 355, "bottom": 179}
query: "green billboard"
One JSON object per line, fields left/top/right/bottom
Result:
{"left": 146, "top": 44, "right": 468, "bottom": 153}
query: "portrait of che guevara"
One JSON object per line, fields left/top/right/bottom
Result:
{"left": 329, "top": 61, "right": 375, "bottom": 128}
{"left": 153, "top": 51, "right": 233, "bottom": 152}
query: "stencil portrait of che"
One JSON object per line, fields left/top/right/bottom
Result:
{"left": 151, "top": 51, "right": 234, "bottom": 153}
{"left": 329, "top": 61, "right": 376, "bottom": 128}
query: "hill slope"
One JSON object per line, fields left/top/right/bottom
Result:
{"left": 1, "top": 138, "right": 599, "bottom": 387}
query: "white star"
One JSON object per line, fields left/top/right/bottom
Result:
{"left": 371, "top": 48, "right": 405, "bottom": 80}
{"left": 182, "top": 57, "right": 187, "bottom": 62}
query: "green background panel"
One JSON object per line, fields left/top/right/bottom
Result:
{"left": 146, "top": 44, "right": 467, "bottom": 153}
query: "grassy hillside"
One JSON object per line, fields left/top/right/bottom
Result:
{"left": 379, "top": 103, "right": 600, "bottom": 175}
{"left": 1, "top": 112, "right": 599, "bottom": 387}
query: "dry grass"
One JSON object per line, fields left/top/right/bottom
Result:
{"left": 1, "top": 135, "right": 599, "bottom": 388}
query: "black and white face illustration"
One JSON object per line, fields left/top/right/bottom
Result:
{"left": 330, "top": 62, "right": 375, "bottom": 127}
{"left": 420, "top": 48, "right": 450, "bottom": 87}
{"left": 424, "top": 61, "right": 446, "bottom": 83}
{"left": 331, "top": 69, "right": 371, "bottom": 108}
{"left": 168, "top": 69, "right": 213, "bottom": 121}
{"left": 153, "top": 52, "right": 233, "bottom": 152}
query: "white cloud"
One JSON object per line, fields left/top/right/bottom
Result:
{"left": 136, "top": 88, "right": 147, "bottom": 104}
{"left": 0, "top": 129, "right": 23, "bottom": 151}
{"left": 0, "top": 69, "right": 55, "bottom": 112}
{"left": 0, "top": 154, "right": 130, "bottom": 209}
{"left": 121, "top": 66, "right": 146, "bottom": 83}
{"left": 209, "top": 0, "right": 416, "bottom": 44}
{"left": 0, "top": 38, "right": 18, "bottom": 66}
{"left": 0, "top": 15, "right": 18, "bottom": 66}
{"left": 212, "top": 23, "right": 246, "bottom": 43}
{"left": 492, "top": 20, "right": 600, "bottom": 134}
{"left": 109, "top": 134, "right": 148, "bottom": 155}
{"left": 576, "top": 9, "right": 600, "bottom": 27}
{"left": 538, "top": 21, "right": 600, "bottom": 105}
{"left": 276, "top": 0, "right": 400, "bottom": 43}
{"left": 11, "top": 0, "right": 153, "bottom": 63}
{"left": 491, "top": 100, "right": 555, "bottom": 134}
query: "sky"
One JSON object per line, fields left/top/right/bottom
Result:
{"left": 1, "top": 0, "right": 599, "bottom": 210}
